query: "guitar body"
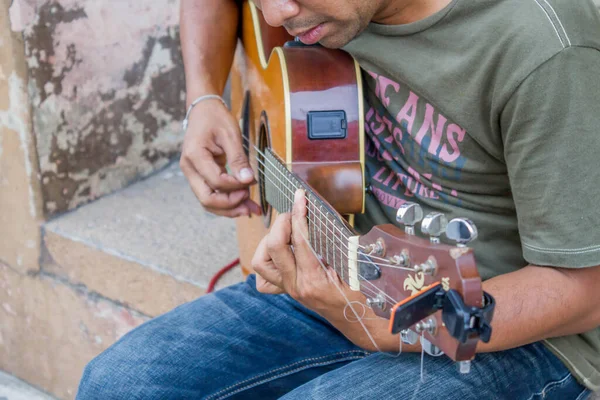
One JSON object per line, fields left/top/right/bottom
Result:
{"left": 231, "top": 1, "right": 365, "bottom": 273}
{"left": 229, "top": 1, "right": 490, "bottom": 364}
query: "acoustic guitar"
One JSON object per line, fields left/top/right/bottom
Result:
{"left": 229, "top": 0, "right": 494, "bottom": 367}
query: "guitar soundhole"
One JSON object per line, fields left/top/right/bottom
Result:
{"left": 241, "top": 91, "right": 250, "bottom": 158}
{"left": 258, "top": 120, "right": 272, "bottom": 227}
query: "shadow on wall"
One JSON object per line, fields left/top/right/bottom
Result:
{"left": 9, "top": 0, "right": 186, "bottom": 217}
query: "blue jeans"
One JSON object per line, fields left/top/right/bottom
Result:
{"left": 77, "top": 275, "right": 591, "bottom": 400}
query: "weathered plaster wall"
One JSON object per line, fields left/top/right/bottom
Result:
{"left": 0, "top": 0, "right": 44, "bottom": 274}
{"left": 0, "top": 263, "right": 148, "bottom": 399}
{"left": 10, "top": 0, "right": 185, "bottom": 216}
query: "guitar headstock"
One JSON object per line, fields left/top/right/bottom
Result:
{"left": 354, "top": 202, "right": 487, "bottom": 365}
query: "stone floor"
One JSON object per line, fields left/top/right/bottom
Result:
{"left": 1, "top": 162, "right": 244, "bottom": 399}
{"left": 0, "top": 371, "right": 56, "bottom": 400}
{"left": 44, "top": 161, "right": 243, "bottom": 290}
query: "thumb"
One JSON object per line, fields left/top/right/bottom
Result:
{"left": 255, "top": 274, "right": 285, "bottom": 295}
{"left": 221, "top": 129, "right": 254, "bottom": 184}
{"left": 291, "top": 189, "right": 314, "bottom": 266}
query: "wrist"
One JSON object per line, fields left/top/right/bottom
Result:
{"left": 182, "top": 94, "right": 228, "bottom": 131}
{"left": 185, "top": 81, "right": 222, "bottom": 107}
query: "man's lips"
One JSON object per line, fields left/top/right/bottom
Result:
{"left": 292, "top": 24, "right": 324, "bottom": 45}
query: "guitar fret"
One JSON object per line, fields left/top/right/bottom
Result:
{"left": 331, "top": 217, "right": 336, "bottom": 274}
{"left": 325, "top": 212, "right": 329, "bottom": 266}
{"left": 280, "top": 166, "right": 285, "bottom": 212}
{"left": 262, "top": 149, "right": 356, "bottom": 287}
{"left": 339, "top": 220, "right": 344, "bottom": 282}
{"left": 278, "top": 164, "right": 281, "bottom": 212}
{"left": 289, "top": 178, "right": 292, "bottom": 210}
{"left": 287, "top": 171, "right": 291, "bottom": 211}
{"left": 319, "top": 205, "right": 324, "bottom": 260}
{"left": 265, "top": 154, "right": 274, "bottom": 209}
{"left": 310, "top": 194, "right": 316, "bottom": 250}
{"left": 330, "top": 214, "right": 336, "bottom": 274}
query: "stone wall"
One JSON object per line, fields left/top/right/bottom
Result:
{"left": 0, "top": 0, "right": 44, "bottom": 275}
{"left": 1, "top": 0, "right": 188, "bottom": 397}
{"left": 0, "top": 263, "right": 149, "bottom": 399}
{"left": 9, "top": 0, "right": 186, "bottom": 216}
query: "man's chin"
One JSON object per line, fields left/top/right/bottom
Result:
{"left": 316, "top": 34, "right": 352, "bottom": 49}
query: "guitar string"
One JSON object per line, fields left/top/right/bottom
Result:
{"left": 239, "top": 142, "right": 414, "bottom": 305}
{"left": 240, "top": 138, "right": 417, "bottom": 271}
{"left": 240, "top": 137, "right": 365, "bottom": 244}
{"left": 242, "top": 136, "right": 436, "bottom": 278}
{"left": 295, "top": 222, "right": 388, "bottom": 354}
{"left": 238, "top": 136, "right": 364, "bottom": 241}
{"left": 240, "top": 137, "right": 424, "bottom": 270}
{"left": 241, "top": 151, "right": 412, "bottom": 303}
{"left": 238, "top": 142, "right": 402, "bottom": 305}
{"left": 240, "top": 145, "right": 416, "bottom": 275}
{"left": 296, "top": 221, "right": 408, "bottom": 360}
{"left": 238, "top": 139, "right": 432, "bottom": 373}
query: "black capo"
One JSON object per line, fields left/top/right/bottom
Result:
{"left": 442, "top": 290, "right": 495, "bottom": 344}
{"left": 389, "top": 283, "right": 495, "bottom": 344}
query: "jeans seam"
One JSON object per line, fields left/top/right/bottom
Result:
{"left": 213, "top": 355, "right": 367, "bottom": 400}
{"left": 574, "top": 388, "right": 590, "bottom": 400}
{"left": 525, "top": 373, "right": 573, "bottom": 400}
{"left": 205, "top": 350, "right": 369, "bottom": 400}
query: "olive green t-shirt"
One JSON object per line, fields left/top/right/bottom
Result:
{"left": 343, "top": 0, "right": 600, "bottom": 390}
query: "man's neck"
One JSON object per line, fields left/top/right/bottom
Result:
{"left": 372, "top": 0, "right": 453, "bottom": 25}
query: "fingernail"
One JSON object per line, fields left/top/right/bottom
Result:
{"left": 294, "top": 189, "right": 304, "bottom": 203}
{"left": 239, "top": 168, "right": 253, "bottom": 182}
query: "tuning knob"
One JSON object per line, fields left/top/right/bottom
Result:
{"left": 401, "top": 329, "right": 419, "bottom": 345}
{"left": 420, "top": 336, "right": 444, "bottom": 357}
{"left": 396, "top": 203, "right": 423, "bottom": 235}
{"left": 421, "top": 212, "right": 448, "bottom": 244}
{"left": 445, "top": 218, "right": 478, "bottom": 247}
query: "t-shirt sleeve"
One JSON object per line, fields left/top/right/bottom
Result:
{"left": 501, "top": 46, "right": 600, "bottom": 268}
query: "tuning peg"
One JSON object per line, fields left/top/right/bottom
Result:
{"left": 421, "top": 212, "right": 448, "bottom": 244}
{"left": 396, "top": 202, "right": 423, "bottom": 235}
{"left": 401, "top": 329, "right": 419, "bottom": 345}
{"left": 420, "top": 336, "right": 444, "bottom": 357}
{"left": 458, "top": 361, "right": 471, "bottom": 374}
{"left": 445, "top": 218, "right": 478, "bottom": 247}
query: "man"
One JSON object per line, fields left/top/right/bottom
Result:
{"left": 77, "top": 0, "right": 600, "bottom": 398}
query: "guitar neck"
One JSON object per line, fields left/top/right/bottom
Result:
{"left": 264, "top": 149, "right": 357, "bottom": 286}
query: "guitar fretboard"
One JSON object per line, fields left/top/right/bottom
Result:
{"left": 264, "top": 149, "right": 355, "bottom": 285}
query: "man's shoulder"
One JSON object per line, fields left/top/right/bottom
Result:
{"left": 532, "top": 0, "right": 600, "bottom": 48}
{"left": 476, "top": 0, "right": 600, "bottom": 53}
{"left": 456, "top": 0, "right": 600, "bottom": 96}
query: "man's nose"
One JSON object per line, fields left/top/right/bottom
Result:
{"left": 261, "top": 0, "right": 300, "bottom": 27}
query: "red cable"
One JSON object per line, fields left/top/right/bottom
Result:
{"left": 206, "top": 258, "right": 241, "bottom": 293}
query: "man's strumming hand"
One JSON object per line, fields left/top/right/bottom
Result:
{"left": 179, "top": 99, "right": 261, "bottom": 218}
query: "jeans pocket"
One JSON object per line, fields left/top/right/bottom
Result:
{"left": 527, "top": 373, "right": 588, "bottom": 400}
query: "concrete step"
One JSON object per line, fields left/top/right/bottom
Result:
{"left": 42, "top": 161, "right": 244, "bottom": 318}
{"left": 1, "top": 262, "right": 150, "bottom": 400}
{"left": 0, "top": 161, "right": 245, "bottom": 399}
{"left": 0, "top": 371, "right": 56, "bottom": 400}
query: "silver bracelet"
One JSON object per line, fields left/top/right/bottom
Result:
{"left": 182, "top": 94, "right": 228, "bottom": 131}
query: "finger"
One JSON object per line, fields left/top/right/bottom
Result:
{"left": 291, "top": 189, "right": 315, "bottom": 270}
{"left": 204, "top": 205, "right": 250, "bottom": 218}
{"left": 251, "top": 237, "right": 284, "bottom": 288}
{"left": 182, "top": 162, "right": 251, "bottom": 217}
{"left": 242, "top": 198, "right": 263, "bottom": 216}
{"left": 184, "top": 158, "right": 261, "bottom": 217}
{"left": 255, "top": 274, "right": 285, "bottom": 295}
{"left": 251, "top": 236, "right": 271, "bottom": 266}
{"left": 267, "top": 213, "right": 297, "bottom": 291}
{"left": 325, "top": 265, "right": 342, "bottom": 284}
{"left": 186, "top": 146, "right": 251, "bottom": 192}
{"left": 217, "top": 127, "right": 255, "bottom": 185}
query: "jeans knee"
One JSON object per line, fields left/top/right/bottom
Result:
{"left": 76, "top": 352, "right": 114, "bottom": 399}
